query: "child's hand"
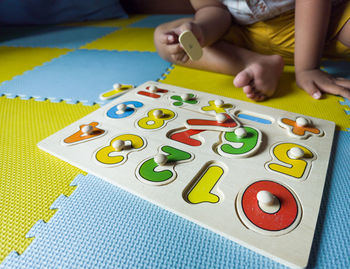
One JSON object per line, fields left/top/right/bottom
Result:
{"left": 296, "top": 69, "right": 350, "bottom": 100}
{"left": 159, "top": 22, "right": 203, "bottom": 63}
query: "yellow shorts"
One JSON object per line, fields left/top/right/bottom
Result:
{"left": 224, "top": 1, "right": 350, "bottom": 65}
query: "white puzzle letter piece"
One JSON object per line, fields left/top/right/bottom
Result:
{"left": 179, "top": 30, "right": 203, "bottom": 61}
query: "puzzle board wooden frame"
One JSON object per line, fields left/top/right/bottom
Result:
{"left": 38, "top": 81, "right": 335, "bottom": 268}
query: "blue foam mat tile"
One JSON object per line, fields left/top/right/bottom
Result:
{"left": 1, "top": 131, "right": 349, "bottom": 269}
{"left": 322, "top": 60, "right": 350, "bottom": 79}
{"left": 0, "top": 26, "right": 118, "bottom": 49}
{"left": 340, "top": 98, "right": 350, "bottom": 107}
{"left": 129, "top": 15, "right": 190, "bottom": 28}
{"left": 0, "top": 173, "right": 283, "bottom": 269}
{"left": 0, "top": 49, "right": 172, "bottom": 106}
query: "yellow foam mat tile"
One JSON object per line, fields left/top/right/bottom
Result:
{"left": 81, "top": 27, "right": 156, "bottom": 52}
{"left": 64, "top": 15, "right": 148, "bottom": 28}
{"left": 161, "top": 65, "right": 349, "bottom": 131}
{"left": 0, "top": 97, "right": 99, "bottom": 262}
{"left": 0, "top": 46, "right": 72, "bottom": 84}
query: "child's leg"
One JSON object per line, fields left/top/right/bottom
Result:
{"left": 154, "top": 18, "right": 284, "bottom": 101}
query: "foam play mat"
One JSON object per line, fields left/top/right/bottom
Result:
{"left": 0, "top": 14, "right": 349, "bottom": 269}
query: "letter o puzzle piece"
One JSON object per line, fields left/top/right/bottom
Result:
{"left": 236, "top": 180, "right": 302, "bottom": 236}
{"left": 95, "top": 134, "right": 146, "bottom": 166}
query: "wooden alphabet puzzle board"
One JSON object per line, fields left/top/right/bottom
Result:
{"left": 38, "top": 81, "right": 335, "bottom": 268}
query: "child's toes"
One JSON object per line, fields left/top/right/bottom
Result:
{"left": 234, "top": 70, "right": 254, "bottom": 88}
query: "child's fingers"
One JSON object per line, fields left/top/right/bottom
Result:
{"left": 167, "top": 43, "right": 184, "bottom": 55}
{"left": 335, "top": 77, "right": 350, "bottom": 89}
{"left": 316, "top": 80, "right": 350, "bottom": 100}
{"left": 302, "top": 82, "right": 322, "bottom": 99}
{"left": 160, "top": 33, "right": 178, "bottom": 45}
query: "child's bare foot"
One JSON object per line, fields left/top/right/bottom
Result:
{"left": 233, "top": 54, "right": 284, "bottom": 101}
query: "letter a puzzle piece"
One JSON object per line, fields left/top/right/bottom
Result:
{"left": 63, "top": 122, "right": 105, "bottom": 145}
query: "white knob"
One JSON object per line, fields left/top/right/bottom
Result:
{"left": 117, "top": 104, "right": 127, "bottom": 112}
{"left": 234, "top": 127, "right": 247, "bottom": 138}
{"left": 216, "top": 113, "right": 226, "bottom": 123}
{"left": 296, "top": 117, "right": 308, "bottom": 127}
{"left": 153, "top": 109, "right": 163, "bottom": 118}
{"left": 81, "top": 125, "right": 93, "bottom": 135}
{"left": 214, "top": 99, "right": 224, "bottom": 107}
{"left": 154, "top": 154, "right": 167, "bottom": 166}
{"left": 181, "top": 93, "right": 191, "bottom": 101}
{"left": 289, "top": 147, "right": 304, "bottom": 159}
{"left": 113, "top": 83, "right": 122, "bottom": 90}
{"left": 112, "top": 140, "right": 125, "bottom": 151}
{"left": 149, "top": 85, "right": 158, "bottom": 93}
{"left": 257, "top": 190, "right": 277, "bottom": 206}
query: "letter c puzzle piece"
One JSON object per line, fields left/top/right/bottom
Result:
{"left": 265, "top": 143, "right": 316, "bottom": 180}
{"left": 95, "top": 134, "right": 146, "bottom": 166}
{"left": 63, "top": 122, "right": 105, "bottom": 145}
{"left": 236, "top": 180, "right": 302, "bottom": 236}
{"left": 136, "top": 146, "right": 193, "bottom": 186}
{"left": 106, "top": 101, "right": 144, "bottom": 119}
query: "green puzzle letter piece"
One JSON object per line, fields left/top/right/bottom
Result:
{"left": 221, "top": 127, "right": 259, "bottom": 155}
{"left": 139, "top": 146, "right": 192, "bottom": 183}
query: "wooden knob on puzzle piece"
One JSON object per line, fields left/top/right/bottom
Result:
{"left": 288, "top": 147, "right": 304, "bottom": 159}
{"left": 81, "top": 125, "right": 93, "bottom": 135}
{"left": 149, "top": 85, "right": 158, "bottom": 93}
{"left": 296, "top": 117, "right": 309, "bottom": 127}
{"left": 214, "top": 99, "right": 224, "bottom": 107}
{"left": 154, "top": 154, "right": 168, "bottom": 166}
{"left": 153, "top": 109, "right": 164, "bottom": 118}
{"left": 216, "top": 113, "right": 226, "bottom": 123}
{"left": 113, "top": 83, "right": 122, "bottom": 90}
{"left": 181, "top": 93, "right": 191, "bottom": 101}
{"left": 257, "top": 190, "right": 277, "bottom": 206}
{"left": 257, "top": 190, "right": 280, "bottom": 214}
{"left": 117, "top": 104, "right": 127, "bottom": 112}
{"left": 112, "top": 140, "right": 125, "bottom": 151}
{"left": 234, "top": 127, "right": 247, "bottom": 138}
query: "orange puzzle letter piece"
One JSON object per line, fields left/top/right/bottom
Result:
{"left": 64, "top": 122, "right": 105, "bottom": 144}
